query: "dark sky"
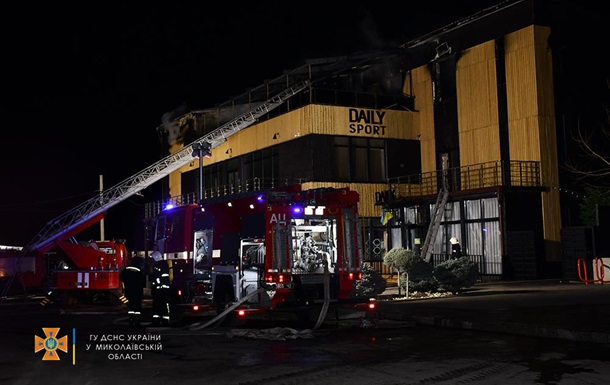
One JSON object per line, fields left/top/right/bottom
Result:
{"left": 0, "top": 1, "right": 605, "bottom": 247}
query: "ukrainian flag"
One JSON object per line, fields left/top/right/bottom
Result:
{"left": 381, "top": 208, "right": 393, "bottom": 225}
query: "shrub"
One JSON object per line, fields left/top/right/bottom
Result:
{"left": 383, "top": 247, "right": 420, "bottom": 273}
{"left": 405, "top": 260, "right": 439, "bottom": 292}
{"left": 353, "top": 262, "right": 387, "bottom": 298}
{"left": 433, "top": 257, "right": 479, "bottom": 293}
{"left": 384, "top": 247, "right": 440, "bottom": 294}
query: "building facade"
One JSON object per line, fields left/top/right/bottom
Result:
{"left": 151, "top": 0, "right": 604, "bottom": 280}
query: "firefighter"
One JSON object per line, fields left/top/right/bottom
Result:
{"left": 118, "top": 256, "right": 146, "bottom": 328}
{"left": 150, "top": 251, "right": 172, "bottom": 326}
{"left": 450, "top": 237, "right": 462, "bottom": 259}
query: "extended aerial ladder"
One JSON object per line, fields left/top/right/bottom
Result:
{"left": 24, "top": 80, "right": 310, "bottom": 254}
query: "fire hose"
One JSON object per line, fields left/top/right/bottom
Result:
{"left": 313, "top": 258, "right": 330, "bottom": 330}
{"left": 188, "top": 287, "right": 267, "bottom": 331}
{"left": 190, "top": 259, "right": 331, "bottom": 331}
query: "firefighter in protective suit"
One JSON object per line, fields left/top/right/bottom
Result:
{"left": 119, "top": 256, "right": 146, "bottom": 328}
{"left": 150, "top": 251, "right": 172, "bottom": 326}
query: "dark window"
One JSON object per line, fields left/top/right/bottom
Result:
{"left": 241, "top": 148, "right": 277, "bottom": 189}
{"left": 333, "top": 137, "right": 386, "bottom": 182}
{"left": 334, "top": 137, "right": 350, "bottom": 181}
{"left": 227, "top": 158, "right": 239, "bottom": 194}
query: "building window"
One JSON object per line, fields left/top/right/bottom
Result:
{"left": 241, "top": 148, "right": 277, "bottom": 189}
{"left": 333, "top": 137, "right": 386, "bottom": 182}
{"left": 334, "top": 139, "right": 350, "bottom": 181}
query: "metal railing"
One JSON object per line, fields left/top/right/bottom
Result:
{"left": 144, "top": 177, "right": 311, "bottom": 219}
{"left": 377, "top": 160, "right": 541, "bottom": 203}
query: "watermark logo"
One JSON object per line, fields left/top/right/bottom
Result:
{"left": 34, "top": 327, "right": 68, "bottom": 361}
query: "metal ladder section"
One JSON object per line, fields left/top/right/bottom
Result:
{"left": 421, "top": 188, "right": 449, "bottom": 263}
{"left": 26, "top": 80, "right": 310, "bottom": 253}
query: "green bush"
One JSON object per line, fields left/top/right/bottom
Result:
{"left": 383, "top": 248, "right": 478, "bottom": 295}
{"left": 393, "top": 256, "right": 478, "bottom": 294}
{"left": 404, "top": 260, "right": 438, "bottom": 292}
{"left": 353, "top": 262, "right": 387, "bottom": 298}
{"left": 433, "top": 257, "right": 479, "bottom": 293}
{"left": 383, "top": 247, "right": 420, "bottom": 273}
{"left": 384, "top": 247, "right": 439, "bottom": 294}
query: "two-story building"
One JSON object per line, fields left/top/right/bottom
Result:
{"left": 150, "top": 0, "right": 605, "bottom": 281}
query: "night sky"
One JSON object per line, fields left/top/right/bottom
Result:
{"left": 0, "top": 1, "right": 606, "bottom": 248}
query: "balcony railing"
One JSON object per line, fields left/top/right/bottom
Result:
{"left": 377, "top": 160, "right": 541, "bottom": 203}
{"left": 144, "top": 177, "right": 310, "bottom": 219}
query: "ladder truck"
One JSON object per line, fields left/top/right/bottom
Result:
{"left": 150, "top": 184, "right": 374, "bottom": 326}
{"left": 0, "top": 81, "right": 309, "bottom": 304}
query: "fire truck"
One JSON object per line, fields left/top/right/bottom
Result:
{"left": 0, "top": 81, "right": 309, "bottom": 304}
{"left": 148, "top": 184, "right": 371, "bottom": 320}
{"left": 0, "top": 213, "right": 129, "bottom": 304}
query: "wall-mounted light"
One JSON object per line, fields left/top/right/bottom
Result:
{"left": 272, "top": 133, "right": 280, "bottom": 140}
{"left": 225, "top": 148, "right": 232, "bottom": 155}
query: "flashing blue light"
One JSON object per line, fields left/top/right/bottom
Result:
{"left": 164, "top": 203, "right": 175, "bottom": 211}
{"left": 257, "top": 195, "right": 264, "bottom": 202}
{"left": 292, "top": 206, "right": 303, "bottom": 214}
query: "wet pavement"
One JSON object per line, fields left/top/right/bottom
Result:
{"left": 2, "top": 279, "right": 610, "bottom": 384}
{"left": 374, "top": 279, "right": 610, "bottom": 344}
{"left": 3, "top": 278, "right": 610, "bottom": 344}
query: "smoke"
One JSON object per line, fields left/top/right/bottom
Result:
{"left": 358, "top": 11, "right": 386, "bottom": 50}
{"left": 161, "top": 104, "right": 189, "bottom": 146}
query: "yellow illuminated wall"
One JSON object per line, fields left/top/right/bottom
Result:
{"left": 456, "top": 41, "right": 501, "bottom": 165}
{"left": 505, "top": 25, "right": 561, "bottom": 260}
{"left": 168, "top": 105, "right": 418, "bottom": 219}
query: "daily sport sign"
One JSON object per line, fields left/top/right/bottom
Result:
{"left": 348, "top": 108, "right": 387, "bottom": 136}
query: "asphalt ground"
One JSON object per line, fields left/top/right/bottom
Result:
{"left": 3, "top": 278, "right": 610, "bottom": 385}
{"left": 374, "top": 279, "right": 610, "bottom": 344}
{"left": 3, "top": 278, "right": 609, "bottom": 345}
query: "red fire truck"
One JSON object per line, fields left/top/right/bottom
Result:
{"left": 1, "top": 81, "right": 309, "bottom": 304}
{"left": 149, "top": 184, "right": 373, "bottom": 321}
{"left": 0, "top": 213, "right": 128, "bottom": 305}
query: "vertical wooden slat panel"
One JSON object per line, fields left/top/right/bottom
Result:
{"left": 456, "top": 41, "right": 501, "bottom": 166}
{"left": 410, "top": 66, "right": 436, "bottom": 174}
{"left": 506, "top": 26, "right": 541, "bottom": 161}
{"left": 505, "top": 25, "right": 561, "bottom": 260}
